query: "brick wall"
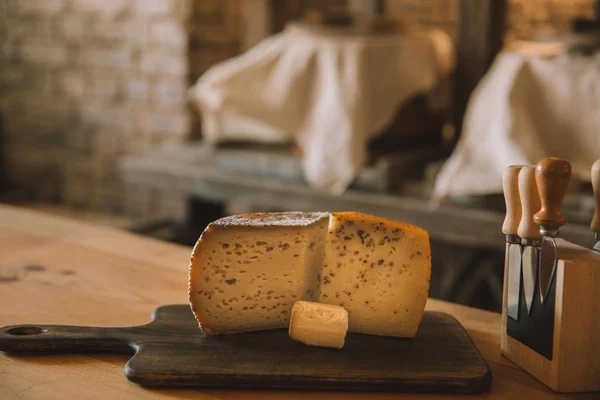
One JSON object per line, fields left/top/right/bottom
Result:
{"left": 0, "top": 0, "right": 218, "bottom": 219}
{"left": 0, "top": 0, "right": 596, "bottom": 220}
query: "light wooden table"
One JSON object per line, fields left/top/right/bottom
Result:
{"left": 0, "top": 205, "right": 594, "bottom": 399}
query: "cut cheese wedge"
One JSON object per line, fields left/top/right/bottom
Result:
{"left": 320, "top": 212, "right": 431, "bottom": 337}
{"left": 289, "top": 301, "right": 348, "bottom": 349}
{"left": 189, "top": 211, "right": 431, "bottom": 337}
{"left": 188, "top": 212, "right": 329, "bottom": 334}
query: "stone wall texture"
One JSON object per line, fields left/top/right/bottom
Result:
{"left": 0, "top": 0, "right": 595, "bottom": 219}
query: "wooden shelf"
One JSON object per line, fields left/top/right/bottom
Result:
{"left": 118, "top": 143, "right": 596, "bottom": 251}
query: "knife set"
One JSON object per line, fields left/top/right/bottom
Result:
{"left": 501, "top": 158, "right": 600, "bottom": 393}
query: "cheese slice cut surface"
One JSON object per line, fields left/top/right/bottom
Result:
{"left": 189, "top": 211, "right": 431, "bottom": 337}
{"left": 288, "top": 301, "right": 348, "bottom": 349}
{"left": 189, "top": 212, "right": 329, "bottom": 334}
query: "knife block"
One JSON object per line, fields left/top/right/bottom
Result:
{"left": 501, "top": 238, "right": 600, "bottom": 392}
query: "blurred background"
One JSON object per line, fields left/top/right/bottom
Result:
{"left": 1, "top": 0, "right": 599, "bottom": 312}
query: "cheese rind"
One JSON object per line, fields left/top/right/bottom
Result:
{"left": 188, "top": 212, "right": 329, "bottom": 334}
{"left": 288, "top": 301, "right": 348, "bottom": 349}
{"left": 319, "top": 212, "right": 431, "bottom": 337}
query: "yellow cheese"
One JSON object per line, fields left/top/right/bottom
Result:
{"left": 320, "top": 212, "right": 431, "bottom": 337}
{"left": 288, "top": 301, "right": 348, "bottom": 349}
{"left": 189, "top": 212, "right": 329, "bottom": 334}
{"left": 189, "top": 211, "right": 431, "bottom": 337}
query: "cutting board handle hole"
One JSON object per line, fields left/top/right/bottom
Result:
{"left": 7, "top": 327, "right": 46, "bottom": 336}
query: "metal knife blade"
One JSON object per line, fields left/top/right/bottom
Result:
{"left": 594, "top": 240, "right": 600, "bottom": 253}
{"left": 522, "top": 245, "right": 537, "bottom": 314}
{"left": 539, "top": 236, "right": 557, "bottom": 305}
{"left": 507, "top": 242, "right": 522, "bottom": 320}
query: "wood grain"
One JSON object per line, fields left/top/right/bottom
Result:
{"left": 590, "top": 159, "right": 600, "bottom": 232}
{"left": 0, "top": 204, "right": 593, "bottom": 399}
{"left": 0, "top": 306, "right": 491, "bottom": 393}
{"left": 501, "top": 239, "right": 600, "bottom": 392}
{"left": 518, "top": 166, "right": 542, "bottom": 240}
{"left": 453, "top": 0, "right": 506, "bottom": 138}
{"left": 502, "top": 165, "right": 523, "bottom": 236}
{"left": 534, "top": 158, "right": 571, "bottom": 230}
{"left": 555, "top": 241, "right": 600, "bottom": 391}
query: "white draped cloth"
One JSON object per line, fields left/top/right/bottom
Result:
{"left": 434, "top": 51, "right": 600, "bottom": 199}
{"left": 190, "top": 24, "right": 453, "bottom": 194}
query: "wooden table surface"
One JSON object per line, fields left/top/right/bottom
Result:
{"left": 0, "top": 205, "right": 595, "bottom": 400}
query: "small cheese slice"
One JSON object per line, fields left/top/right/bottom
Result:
{"left": 288, "top": 301, "right": 348, "bottom": 349}
{"left": 319, "top": 212, "right": 431, "bottom": 337}
{"left": 189, "top": 212, "right": 329, "bottom": 334}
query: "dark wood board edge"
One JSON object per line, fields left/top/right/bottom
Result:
{"left": 126, "top": 371, "right": 491, "bottom": 394}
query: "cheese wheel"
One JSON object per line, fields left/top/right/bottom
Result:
{"left": 288, "top": 301, "right": 348, "bottom": 349}
{"left": 189, "top": 211, "right": 431, "bottom": 337}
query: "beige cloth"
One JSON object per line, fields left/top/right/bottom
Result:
{"left": 433, "top": 51, "right": 600, "bottom": 199}
{"left": 190, "top": 24, "right": 453, "bottom": 194}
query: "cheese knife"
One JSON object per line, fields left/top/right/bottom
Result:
{"left": 533, "top": 158, "right": 571, "bottom": 306}
{"left": 591, "top": 160, "right": 600, "bottom": 252}
{"left": 502, "top": 165, "right": 524, "bottom": 321}
{"left": 517, "top": 166, "right": 541, "bottom": 315}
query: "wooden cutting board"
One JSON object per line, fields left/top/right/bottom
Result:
{"left": 0, "top": 304, "right": 491, "bottom": 393}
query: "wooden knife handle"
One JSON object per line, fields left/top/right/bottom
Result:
{"left": 502, "top": 165, "right": 524, "bottom": 236}
{"left": 533, "top": 157, "right": 571, "bottom": 230}
{"left": 518, "top": 166, "right": 542, "bottom": 240}
{"left": 591, "top": 160, "right": 600, "bottom": 233}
